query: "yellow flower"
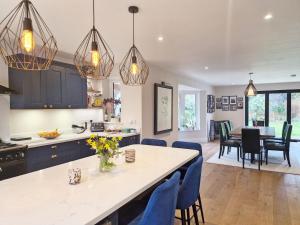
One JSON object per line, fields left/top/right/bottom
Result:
{"left": 118, "top": 137, "right": 123, "bottom": 141}
{"left": 100, "top": 137, "right": 106, "bottom": 143}
{"left": 90, "top": 134, "right": 96, "bottom": 139}
{"left": 91, "top": 143, "right": 97, "bottom": 150}
{"left": 112, "top": 137, "right": 117, "bottom": 142}
{"left": 105, "top": 143, "right": 110, "bottom": 149}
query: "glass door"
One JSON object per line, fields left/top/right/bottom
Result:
{"left": 248, "top": 94, "right": 265, "bottom": 126}
{"left": 291, "top": 93, "right": 300, "bottom": 138}
{"left": 269, "top": 93, "right": 287, "bottom": 137}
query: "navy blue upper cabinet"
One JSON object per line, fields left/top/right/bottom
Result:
{"left": 9, "top": 62, "right": 87, "bottom": 109}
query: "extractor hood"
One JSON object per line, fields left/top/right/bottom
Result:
{"left": 0, "top": 84, "right": 16, "bottom": 95}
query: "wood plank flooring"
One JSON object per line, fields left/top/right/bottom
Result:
{"left": 175, "top": 142, "right": 300, "bottom": 225}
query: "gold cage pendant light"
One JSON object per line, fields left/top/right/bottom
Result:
{"left": 245, "top": 72, "right": 258, "bottom": 97}
{"left": 119, "top": 6, "right": 149, "bottom": 86}
{"left": 74, "top": 0, "right": 114, "bottom": 80}
{"left": 0, "top": 0, "right": 58, "bottom": 70}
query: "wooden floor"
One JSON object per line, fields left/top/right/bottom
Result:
{"left": 175, "top": 142, "right": 300, "bottom": 225}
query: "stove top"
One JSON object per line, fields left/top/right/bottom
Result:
{"left": 0, "top": 139, "right": 26, "bottom": 153}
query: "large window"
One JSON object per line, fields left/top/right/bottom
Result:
{"left": 246, "top": 89, "right": 300, "bottom": 138}
{"left": 178, "top": 91, "right": 200, "bottom": 131}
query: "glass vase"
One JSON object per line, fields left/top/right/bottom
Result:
{"left": 99, "top": 155, "right": 114, "bottom": 172}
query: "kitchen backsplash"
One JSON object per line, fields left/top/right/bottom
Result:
{"left": 10, "top": 109, "right": 103, "bottom": 136}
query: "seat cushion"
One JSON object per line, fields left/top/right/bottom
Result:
{"left": 223, "top": 139, "right": 241, "bottom": 147}
{"left": 265, "top": 142, "right": 285, "bottom": 150}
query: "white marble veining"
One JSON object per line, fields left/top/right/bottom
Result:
{"left": 0, "top": 145, "right": 198, "bottom": 225}
{"left": 11, "top": 131, "right": 139, "bottom": 148}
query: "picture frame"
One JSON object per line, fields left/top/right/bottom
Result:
{"left": 207, "top": 95, "right": 215, "bottom": 113}
{"left": 230, "top": 105, "right": 237, "bottom": 111}
{"left": 222, "top": 105, "right": 229, "bottom": 111}
{"left": 237, "top": 102, "right": 243, "bottom": 109}
{"left": 216, "top": 97, "right": 222, "bottom": 103}
{"left": 237, "top": 97, "right": 243, "bottom": 102}
{"left": 229, "top": 96, "right": 237, "bottom": 105}
{"left": 154, "top": 83, "right": 173, "bottom": 135}
{"left": 222, "top": 96, "right": 229, "bottom": 105}
{"left": 216, "top": 102, "right": 222, "bottom": 109}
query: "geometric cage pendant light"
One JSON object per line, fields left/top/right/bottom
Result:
{"left": 74, "top": 0, "right": 114, "bottom": 80}
{"left": 0, "top": 0, "right": 58, "bottom": 70}
{"left": 119, "top": 6, "right": 149, "bottom": 86}
{"left": 244, "top": 72, "right": 257, "bottom": 97}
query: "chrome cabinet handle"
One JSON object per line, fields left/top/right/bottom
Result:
{"left": 43, "top": 105, "right": 47, "bottom": 108}
{"left": 68, "top": 105, "right": 71, "bottom": 108}
{"left": 51, "top": 154, "right": 57, "bottom": 159}
{"left": 0, "top": 167, "right": 2, "bottom": 173}
{"left": 51, "top": 145, "right": 57, "bottom": 149}
{"left": 49, "top": 105, "right": 53, "bottom": 108}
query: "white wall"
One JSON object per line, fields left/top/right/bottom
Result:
{"left": 141, "top": 65, "right": 214, "bottom": 145}
{"left": 214, "top": 82, "right": 300, "bottom": 128}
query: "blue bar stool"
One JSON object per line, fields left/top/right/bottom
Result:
{"left": 128, "top": 171, "right": 181, "bottom": 225}
{"left": 141, "top": 138, "right": 167, "bottom": 147}
{"left": 176, "top": 157, "right": 204, "bottom": 225}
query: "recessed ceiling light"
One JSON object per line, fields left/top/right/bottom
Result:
{"left": 157, "top": 36, "right": 164, "bottom": 42}
{"left": 290, "top": 74, "right": 297, "bottom": 77}
{"left": 204, "top": 66, "right": 209, "bottom": 70}
{"left": 264, "top": 13, "right": 273, "bottom": 20}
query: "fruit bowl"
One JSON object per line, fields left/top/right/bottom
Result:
{"left": 38, "top": 130, "right": 61, "bottom": 139}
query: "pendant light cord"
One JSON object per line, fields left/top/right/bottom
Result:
{"left": 92, "top": 0, "right": 95, "bottom": 28}
{"left": 132, "top": 11, "right": 135, "bottom": 46}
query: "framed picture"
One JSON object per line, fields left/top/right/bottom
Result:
{"left": 230, "top": 96, "right": 237, "bottom": 105}
{"left": 207, "top": 95, "right": 215, "bottom": 113}
{"left": 237, "top": 102, "right": 243, "bottom": 109}
{"left": 230, "top": 105, "right": 237, "bottom": 111}
{"left": 216, "top": 102, "right": 222, "bottom": 109}
{"left": 154, "top": 83, "right": 173, "bottom": 135}
{"left": 237, "top": 97, "right": 243, "bottom": 102}
{"left": 222, "top": 105, "right": 229, "bottom": 111}
{"left": 222, "top": 96, "right": 229, "bottom": 105}
{"left": 216, "top": 97, "right": 222, "bottom": 103}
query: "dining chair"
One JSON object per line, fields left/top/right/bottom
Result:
{"left": 265, "top": 124, "right": 293, "bottom": 167}
{"left": 176, "top": 157, "right": 204, "bottom": 225}
{"left": 219, "top": 123, "right": 241, "bottom": 161}
{"left": 241, "top": 128, "right": 263, "bottom": 170}
{"left": 128, "top": 171, "right": 181, "bottom": 225}
{"left": 141, "top": 138, "right": 167, "bottom": 147}
{"left": 264, "top": 121, "right": 288, "bottom": 144}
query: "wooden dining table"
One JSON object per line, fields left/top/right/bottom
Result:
{"left": 230, "top": 126, "right": 276, "bottom": 139}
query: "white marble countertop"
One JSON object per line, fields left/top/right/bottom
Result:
{"left": 11, "top": 131, "right": 140, "bottom": 148}
{"left": 0, "top": 145, "right": 199, "bottom": 225}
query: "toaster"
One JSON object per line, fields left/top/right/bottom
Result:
{"left": 90, "top": 122, "right": 105, "bottom": 132}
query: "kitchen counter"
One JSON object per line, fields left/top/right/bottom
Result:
{"left": 0, "top": 145, "right": 199, "bottom": 225}
{"left": 11, "top": 132, "right": 140, "bottom": 148}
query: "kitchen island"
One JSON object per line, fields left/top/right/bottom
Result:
{"left": 0, "top": 145, "right": 198, "bottom": 225}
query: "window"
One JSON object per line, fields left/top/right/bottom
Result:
{"left": 113, "top": 82, "right": 121, "bottom": 117}
{"left": 246, "top": 89, "right": 300, "bottom": 138}
{"left": 178, "top": 90, "right": 200, "bottom": 131}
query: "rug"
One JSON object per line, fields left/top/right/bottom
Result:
{"left": 206, "top": 142, "right": 300, "bottom": 175}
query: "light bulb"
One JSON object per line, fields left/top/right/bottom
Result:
{"left": 130, "top": 63, "right": 139, "bottom": 75}
{"left": 91, "top": 50, "right": 100, "bottom": 67}
{"left": 21, "top": 29, "right": 35, "bottom": 53}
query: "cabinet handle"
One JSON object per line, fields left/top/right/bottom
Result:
{"left": 51, "top": 145, "right": 57, "bottom": 149}
{"left": 68, "top": 105, "right": 72, "bottom": 108}
{"left": 0, "top": 167, "right": 2, "bottom": 173}
{"left": 44, "top": 105, "right": 48, "bottom": 108}
{"left": 77, "top": 141, "right": 81, "bottom": 144}
{"left": 51, "top": 154, "right": 57, "bottom": 159}
{"left": 49, "top": 105, "right": 53, "bottom": 108}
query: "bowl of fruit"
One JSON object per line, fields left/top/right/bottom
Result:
{"left": 38, "top": 129, "right": 61, "bottom": 139}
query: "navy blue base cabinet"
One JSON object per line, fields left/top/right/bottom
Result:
{"left": 9, "top": 61, "right": 87, "bottom": 109}
{"left": 26, "top": 135, "right": 140, "bottom": 173}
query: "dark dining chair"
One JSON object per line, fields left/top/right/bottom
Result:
{"left": 176, "top": 157, "right": 204, "bottom": 225}
{"left": 241, "top": 128, "right": 263, "bottom": 170}
{"left": 128, "top": 171, "right": 181, "bottom": 225}
{"left": 219, "top": 123, "right": 241, "bottom": 161}
{"left": 264, "top": 121, "right": 288, "bottom": 144}
{"left": 141, "top": 138, "right": 167, "bottom": 147}
{"left": 265, "top": 124, "right": 293, "bottom": 167}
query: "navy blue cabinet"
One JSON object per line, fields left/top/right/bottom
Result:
{"left": 9, "top": 62, "right": 87, "bottom": 109}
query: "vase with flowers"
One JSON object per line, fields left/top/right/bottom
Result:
{"left": 87, "top": 135, "right": 123, "bottom": 172}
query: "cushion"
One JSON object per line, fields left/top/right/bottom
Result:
{"left": 265, "top": 142, "right": 285, "bottom": 150}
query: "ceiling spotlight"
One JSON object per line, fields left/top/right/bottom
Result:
{"left": 157, "top": 36, "right": 164, "bottom": 42}
{"left": 264, "top": 13, "right": 273, "bottom": 20}
{"left": 204, "top": 66, "right": 209, "bottom": 70}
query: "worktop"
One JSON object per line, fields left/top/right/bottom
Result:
{"left": 0, "top": 145, "right": 199, "bottom": 225}
{"left": 11, "top": 132, "right": 140, "bottom": 148}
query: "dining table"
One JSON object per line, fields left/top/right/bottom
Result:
{"left": 0, "top": 144, "right": 199, "bottom": 225}
{"left": 230, "top": 126, "right": 276, "bottom": 139}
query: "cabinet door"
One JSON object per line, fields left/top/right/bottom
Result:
{"left": 79, "top": 139, "right": 95, "bottom": 158}
{"left": 56, "top": 142, "right": 81, "bottom": 164}
{"left": 26, "top": 146, "right": 53, "bottom": 172}
{"left": 9, "top": 69, "right": 46, "bottom": 109}
{"left": 44, "top": 65, "right": 65, "bottom": 109}
{"left": 64, "top": 68, "right": 87, "bottom": 109}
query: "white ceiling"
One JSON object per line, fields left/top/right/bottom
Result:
{"left": 1, "top": 0, "right": 300, "bottom": 86}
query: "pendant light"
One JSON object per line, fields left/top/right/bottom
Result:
{"left": 74, "top": 0, "right": 114, "bottom": 80}
{"left": 245, "top": 72, "right": 257, "bottom": 96}
{"left": 0, "top": 0, "right": 58, "bottom": 70}
{"left": 119, "top": 6, "right": 149, "bottom": 86}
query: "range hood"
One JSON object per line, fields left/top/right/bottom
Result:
{"left": 0, "top": 84, "right": 16, "bottom": 95}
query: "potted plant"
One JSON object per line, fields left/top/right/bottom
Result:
{"left": 87, "top": 135, "right": 123, "bottom": 172}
